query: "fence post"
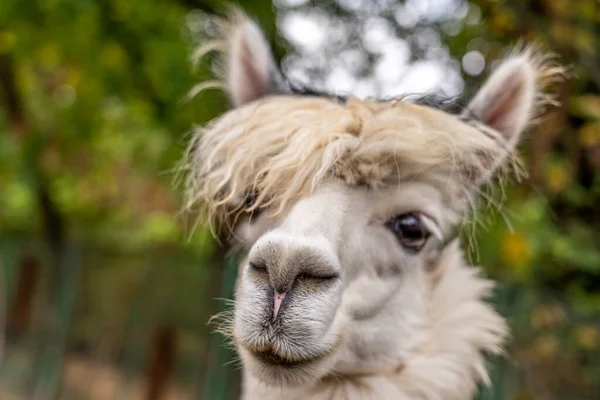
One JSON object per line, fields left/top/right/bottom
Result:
{"left": 200, "top": 253, "right": 240, "bottom": 400}
{"left": 31, "top": 242, "right": 83, "bottom": 400}
{"left": 145, "top": 325, "right": 177, "bottom": 400}
{"left": 0, "top": 257, "right": 5, "bottom": 368}
{"left": 6, "top": 255, "right": 40, "bottom": 339}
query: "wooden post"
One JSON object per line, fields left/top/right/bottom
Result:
{"left": 0, "top": 257, "right": 6, "bottom": 367}
{"left": 31, "top": 243, "right": 83, "bottom": 400}
{"left": 145, "top": 325, "right": 177, "bottom": 400}
{"left": 6, "top": 255, "right": 40, "bottom": 339}
{"left": 200, "top": 253, "right": 241, "bottom": 400}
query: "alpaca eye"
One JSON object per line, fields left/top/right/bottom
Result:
{"left": 386, "top": 213, "right": 430, "bottom": 252}
{"left": 243, "top": 190, "right": 259, "bottom": 209}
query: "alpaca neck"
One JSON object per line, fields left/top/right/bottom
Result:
{"left": 381, "top": 240, "right": 508, "bottom": 399}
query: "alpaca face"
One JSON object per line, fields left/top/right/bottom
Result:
{"left": 186, "top": 11, "right": 557, "bottom": 391}
{"left": 234, "top": 178, "right": 460, "bottom": 386}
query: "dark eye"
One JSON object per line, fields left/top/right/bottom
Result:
{"left": 385, "top": 213, "right": 430, "bottom": 252}
{"left": 243, "top": 190, "right": 263, "bottom": 218}
{"left": 243, "top": 190, "right": 259, "bottom": 209}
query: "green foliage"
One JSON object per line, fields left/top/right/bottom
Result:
{"left": 0, "top": 0, "right": 598, "bottom": 399}
{"left": 0, "top": 0, "right": 245, "bottom": 397}
{"left": 451, "top": 1, "right": 600, "bottom": 398}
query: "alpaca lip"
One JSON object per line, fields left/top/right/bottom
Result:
{"left": 251, "top": 346, "right": 323, "bottom": 367}
{"left": 253, "top": 347, "right": 305, "bottom": 366}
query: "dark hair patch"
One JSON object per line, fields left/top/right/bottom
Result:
{"left": 287, "top": 80, "right": 348, "bottom": 103}
{"left": 407, "top": 93, "right": 466, "bottom": 115}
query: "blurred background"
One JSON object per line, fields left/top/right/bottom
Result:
{"left": 0, "top": 0, "right": 599, "bottom": 399}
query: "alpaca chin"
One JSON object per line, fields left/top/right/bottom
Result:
{"left": 238, "top": 345, "right": 338, "bottom": 387}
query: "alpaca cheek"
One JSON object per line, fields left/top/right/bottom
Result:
{"left": 342, "top": 274, "right": 404, "bottom": 321}
{"left": 374, "top": 261, "right": 403, "bottom": 279}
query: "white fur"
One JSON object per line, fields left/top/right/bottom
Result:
{"left": 233, "top": 181, "right": 506, "bottom": 400}
{"left": 185, "top": 12, "right": 562, "bottom": 400}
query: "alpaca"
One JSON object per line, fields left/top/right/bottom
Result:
{"left": 184, "top": 12, "right": 561, "bottom": 400}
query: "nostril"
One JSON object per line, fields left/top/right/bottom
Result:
{"left": 249, "top": 261, "right": 267, "bottom": 272}
{"left": 273, "top": 291, "right": 287, "bottom": 321}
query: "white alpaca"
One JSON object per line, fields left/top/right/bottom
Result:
{"left": 184, "top": 12, "right": 561, "bottom": 400}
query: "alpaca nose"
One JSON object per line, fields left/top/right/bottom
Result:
{"left": 248, "top": 232, "right": 341, "bottom": 320}
{"left": 273, "top": 291, "right": 287, "bottom": 320}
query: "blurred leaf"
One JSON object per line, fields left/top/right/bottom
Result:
{"left": 570, "top": 95, "right": 600, "bottom": 120}
{"left": 578, "top": 123, "right": 600, "bottom": 147}
{"left": 576, "top": 325, "right": 599, "bottom": 350}
{"left": 500, "top": 231, "right": 532, "bottom": 280}
{"left": 545, "top": 161, "right": 571, "bottom": 193}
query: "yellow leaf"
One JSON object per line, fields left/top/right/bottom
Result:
{"left": 545, "top": 163, "right": 570, "bottom": 193}
{"left": 574, "top": 28, "right": 596, "bottom": 53}
{"left": 103, "top": 43, "right": 129, "bottom": 69}
{"left": 0, "top": 30, "right": 16, "bottom": 54}
{"left": 66, "top": 68, "right": 81, "bottom": 88}
{"left": 501, "top": 231, "right": 532, "bottom": 279}
{"left": 550, "top": 22, "right": 573, "bottom": 47}
{"left": 576, "top": 325, "right": 599, "bottom": 350}
{"left": 578, "top": 123, "right": 600, "bottom": 147}
{"left": 533, "top": 335, "right": 558, "bottom": 359}
{"left": 543, "top": 0, "right": 570, "bottom": 15}
{"left": 570, "top": 95, "right": 600, "bottom": 120}
{"left": 491, "top": 10, "right": 515, "bottom": 32}
{"left": 40, "top": 43, "right": 60, "bottom": 67}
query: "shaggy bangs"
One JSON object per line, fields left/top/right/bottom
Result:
{"left": 184, "top": 96, "right": 506, "bottom": 228}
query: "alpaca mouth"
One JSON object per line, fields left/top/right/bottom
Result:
{"left": 251, "top": 346, "right": 325, "bottom": 367}
{"left": 253, "top": 347, "right": 308, "bottom": 366}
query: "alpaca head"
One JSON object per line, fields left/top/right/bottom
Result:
{"left": 186, "top": 12, "right": 559, "bottom": 389}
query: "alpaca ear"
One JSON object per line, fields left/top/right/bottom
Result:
{"left": 227, "top": 15, "right": 289, "bottom": 107}
{"left": 463, "top": 54, "right": 538, "bottom": 152}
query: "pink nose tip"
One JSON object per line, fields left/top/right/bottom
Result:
{"left": 273, "top": 291, "right": 287, "bottom": 321}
